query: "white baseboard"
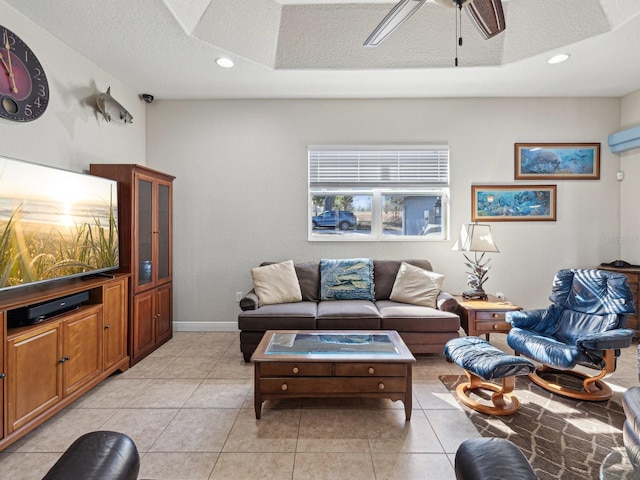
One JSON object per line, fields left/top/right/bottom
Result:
{"left": 173, "top": 321, "right": 238, "bottom": 332}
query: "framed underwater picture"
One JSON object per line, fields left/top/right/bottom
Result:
{"left": 514, "top": 143, "right": 600, "bottom": 180}
{"left": 472, "top": 185, "right": 557, "bottom": 222}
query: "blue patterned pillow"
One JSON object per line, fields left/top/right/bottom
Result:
{"left": 320, "top": 258, "right": 374, "bottom": 301}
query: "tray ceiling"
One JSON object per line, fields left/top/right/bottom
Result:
{"left": 4, "top": 0, "right": 640, "bottom": 99}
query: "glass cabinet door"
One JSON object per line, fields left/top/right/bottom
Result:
{"left": 157, "top": 181, "right": 171, "bottom": 283}
{"left": 136, "top": 175, "right": 154, "bottom": 289}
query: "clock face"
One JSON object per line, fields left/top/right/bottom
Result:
{"left": 0, "top": 26, "right": 49, "bottom": 122}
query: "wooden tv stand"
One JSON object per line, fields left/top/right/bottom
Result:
{"left": 0, "top": 274, "right": 130, "bottom": 451}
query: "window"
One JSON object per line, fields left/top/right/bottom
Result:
{"left": 309, "top": 146, "right": 449, "bottom": 241}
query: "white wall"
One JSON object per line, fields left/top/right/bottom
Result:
{"left": 146, "top": 97, "right": 624, "bottom": 330}
{"left": 3, "top": 1, "right": 634, "bottom": 332}
{"left": 620, "top": 89, "right": 640, "bottom": 263}
{"left": 0, "top": 2, "right": 145, "bottom": 171}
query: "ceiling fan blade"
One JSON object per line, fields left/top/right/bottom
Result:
{"left": 466, "top": 0, "right": 505, "bottom": 39}
{"left": 364, "top": 0, "right": 427, "bottom": 47}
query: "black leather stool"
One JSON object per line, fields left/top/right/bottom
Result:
{"left": 43, "top": 431, "right": 140, "bottom": 480}
{"left": 455, "top": 437, "right": 538, "bottom": 480}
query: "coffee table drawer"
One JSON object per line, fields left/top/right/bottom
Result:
{"left": 259, "top": 377, "right": 407, "bottom": 394}
{"left": 259, "top": 362, "right": 332, "bottom": 377}
{"left": 334, "top": 363, "right": 407, "bottom": 377}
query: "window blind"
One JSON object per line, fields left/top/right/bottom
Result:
{"left": 309, "top": 147, "right": 449, "bottom": 188}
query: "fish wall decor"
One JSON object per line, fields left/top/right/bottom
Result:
{"left": 96, "top": 87, "right": 133, "bottom": 124}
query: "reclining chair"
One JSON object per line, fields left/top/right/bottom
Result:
{"left": 507, "top": 268, "right": 636, "bottom": 401}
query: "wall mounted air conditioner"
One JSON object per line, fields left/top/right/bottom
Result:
{"left": 608, "top": 124, "right": 640, "bottom": 153}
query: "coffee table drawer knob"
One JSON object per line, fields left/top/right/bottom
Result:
{"left": 368, "top": 367, "right": 375, "bottom": 374}
{"left": 378, "top": 382, "right": 385, "bottom": 390}
{"left": 281, "top": 383, "right": 288, "bottom": 391}
{"left": 292, "top": 366, "right": 299, "bottom": 374}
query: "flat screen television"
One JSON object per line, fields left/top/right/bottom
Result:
{"left": 0, "top": 155, "right": 119, "bottom": 292}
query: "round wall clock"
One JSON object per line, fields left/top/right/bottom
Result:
{"left": 0, "top": 25, "right": 49, "bottom": 122}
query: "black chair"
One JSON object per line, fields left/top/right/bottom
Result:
{"left": 42, "top": 431, "right": 139, "bottom": 480}
{"left": 507, "top": 268, "right": 636, "bottom": 401}
{"left": 455, "top": 438, "right": 538, "bottom": 480}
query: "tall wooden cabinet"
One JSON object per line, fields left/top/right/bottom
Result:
{"left": 90, "top": 164, "right": 175, "bottom": 365}
{"left": 0, "top": 275, "right": 129, "bottom": 450}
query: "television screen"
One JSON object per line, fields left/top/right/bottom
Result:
{"left": 0, "top": 156, "right": 119, "bottom": 291}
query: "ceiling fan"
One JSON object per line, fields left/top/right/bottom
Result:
{"left": 364, "top": 0, "right": 506, "bottom": 48}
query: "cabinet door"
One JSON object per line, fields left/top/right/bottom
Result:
{"left": 134, "top": 172, "right": 155, "bottom": 292}
{"left": 103, "top": 278, "right": 128, "bottom": 370}
{"left": 155, "top": 179, "right": 172, "bottom": 286}
{"left": 156, "top": 284, "right": 173, "bottom": 344}
{"left": 132, "top": 290, "right": 156, "bottom": 360}
{"left": 62, "top": 306, "right": 102, "bottom": 397}
{"left": 7, "top": 323, "right": 62, "bottom": 433}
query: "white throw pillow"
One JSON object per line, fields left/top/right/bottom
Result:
{"left": 389, "top": 262, "right": 444, "bottom": 308}
{"left": 251, "top": 260, "right": 303, "bottom": 306}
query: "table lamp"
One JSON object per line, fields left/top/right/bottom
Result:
{"left": 452, "top": 222, "right": 499, "bottom": 300}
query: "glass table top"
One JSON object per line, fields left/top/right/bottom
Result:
{"left": 265, "top": 332, "right": 400, "bottom": 355}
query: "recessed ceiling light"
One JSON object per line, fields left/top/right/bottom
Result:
{"left": 547, "top": 54, "right": 570, "bottom": 65}
{"left": 215, "top": 57, "right": 234, "bottom": 68}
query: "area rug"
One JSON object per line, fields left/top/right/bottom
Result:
{"left": 440, "top": 374, "right": 629, "bottom": 480}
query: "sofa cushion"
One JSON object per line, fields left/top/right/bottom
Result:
{"left": 374, "top": 259, "right": 434, "bottom": 301}
{"left": 251, "top": 260, "right": 302, "bottom": 306}
{"left": 389, "top": 261, "right": 444, "bottom": 308}
{"left": 238, "top": 301, "right": 318, "bottom": 330}
{"left": 377, "top": 300, "right": 461, "bottom": 332}
{"left": 260, "top": 261, "right": 320, "bottom": 302}
{"left": 294, "top": 262, "right": 321, "bottom": 302}
{"left": 316, "top": 299, "right": 381, "bottom": 329}
{"left": 320, "top": 258, "right": 374, "bottom": 301}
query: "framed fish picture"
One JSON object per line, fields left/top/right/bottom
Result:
{"left": 514, "top": 143, "right": 600, "bottom": 180}
{"left": 472, "top": 185, "right": 557, "bottom": 222}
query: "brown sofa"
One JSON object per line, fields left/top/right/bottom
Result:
{"left": 237, "top": 259, "right": 461, "bottom": 362}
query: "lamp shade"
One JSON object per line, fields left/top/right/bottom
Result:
{"left": 452, "top": 223, "right": 499, "bottom": 253}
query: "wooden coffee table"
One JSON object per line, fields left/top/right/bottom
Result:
{"left": 251, "top": 330, "right": 416, "bottom": 420}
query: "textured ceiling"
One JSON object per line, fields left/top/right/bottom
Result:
{"left": 4, "top": 0, "right": 640, "bottom": 99}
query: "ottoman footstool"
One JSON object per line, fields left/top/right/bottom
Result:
{"left": 444, "top": 336, "right": 535, "bottom": 415}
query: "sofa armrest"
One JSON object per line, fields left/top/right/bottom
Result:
{"left": 437, "top": 292, "right": 459, "bottom": 313}
{"left": 578, "top": 329, "right": 635, "bottom": 350}
{"left": 239, "top": 290, "right": 259, "bottom": 311}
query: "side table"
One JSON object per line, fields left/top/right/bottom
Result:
{"left": 454, "top": 295, "right": 522, "bottom": 339}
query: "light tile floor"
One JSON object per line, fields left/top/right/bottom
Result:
{"left": 0, "top": 331, "right": 637, "bottom": 480}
